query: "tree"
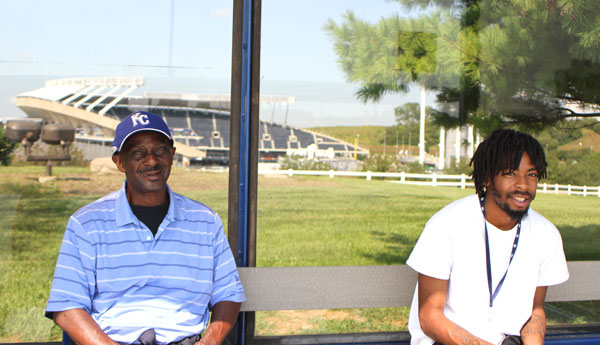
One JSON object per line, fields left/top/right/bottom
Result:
{"left": 324, "top": 0, "right": 600, "bottom": 134}
{"left": 0, "top": 125, "right": 15, "bottom": 166}
{"left": 393, "top": 102, "right": 440, "bottom": 152}
{"left": 395, "top": 102, "right": 433, "bottom": 126}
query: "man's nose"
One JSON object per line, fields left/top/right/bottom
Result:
{"left": 515, "top": 173, "right": 529, "bottom": 190}
{"left": 143, "top": 150, "right": 160, "bottom": 165}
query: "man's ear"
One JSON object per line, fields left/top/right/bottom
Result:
{"left": 112, "top": 154, "right": 126, "bottom": 173}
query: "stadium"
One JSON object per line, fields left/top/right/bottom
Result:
{"left": 13, "top": 76, "right": 368, "bottom": 165}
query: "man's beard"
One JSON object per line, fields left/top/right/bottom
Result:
{"left": 490, "top": 184, "right": 535, "bottom": 221}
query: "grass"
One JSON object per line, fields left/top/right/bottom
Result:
{"left": 559, "top": 128, "right": 600, "bottom": 152}
{"left": 0, "top": 167, "right": 599, "bottom": 341}
{"left": 0, "top": 182, "right": 96, "bottom": 342}
{"left": 307, "top": 125, "right": 413, "bottom": 154}
{"left": 307, "top": 126, "right": 387, "bottom": 146}
{"left": 255, "top": 177, "right": 471, "bottom": 267}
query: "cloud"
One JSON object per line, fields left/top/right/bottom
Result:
{"left": 210, "top": 8, "right": 232, "bottom": 19}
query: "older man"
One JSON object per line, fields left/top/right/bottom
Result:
{"left": 46, "top": 111, "right": 245, "bottom": 345}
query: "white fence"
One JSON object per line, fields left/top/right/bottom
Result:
{"left": 258, "top": 169, "right": 600, "bottom": 197}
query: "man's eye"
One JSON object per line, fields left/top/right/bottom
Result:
{"left": 529, "top": 172, "right": 538, "bottom": 178}
{"left": 154, "top": 146, "right": 168, "bottom": 155}
{"left": 131, "top": 151, "right": 145, "bottom": 159}
{"left": 503, "top": 171, "right": 515, "bottom": 176}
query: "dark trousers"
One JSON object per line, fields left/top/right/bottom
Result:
{"left": 433, "top": 335, "right": 522, "bottom": 345}
{"left": 119, "top": 329, "right": 201, "bottom": 345}
{"left": 65, "top": 329, "right": 201, "bottom": 345}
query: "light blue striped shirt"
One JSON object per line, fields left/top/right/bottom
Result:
{"left": 46, "top": 183, "right": 245, "bottom": 344}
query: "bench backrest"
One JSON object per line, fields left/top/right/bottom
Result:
{"left": 238, "top": 261, "right": 600, "bottom": 311}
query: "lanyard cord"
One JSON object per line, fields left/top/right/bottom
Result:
{"left": 480, "top": 195, "right": 521, "bottom": 308}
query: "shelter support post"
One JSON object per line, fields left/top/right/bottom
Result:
{"left": 228, "top": 0, "right": 261, "bottom": 344}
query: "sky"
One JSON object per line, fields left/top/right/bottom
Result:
{"left": 0, "top": 0, "right": 434, "bottom": 128}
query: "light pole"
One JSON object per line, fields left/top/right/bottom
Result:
{"left": 354, "top": 134, "right": 360, "bottom": 160}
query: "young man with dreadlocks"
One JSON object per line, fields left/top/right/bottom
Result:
{"left": 406, "top": 129, "right": 568, "bottom": 345}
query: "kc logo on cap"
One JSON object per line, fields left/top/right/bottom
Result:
{"left": 111, "top": 111, "right": 172, "bottom": 154}
{"left": 131, "top": 113, "right": 150, "bottom": 127}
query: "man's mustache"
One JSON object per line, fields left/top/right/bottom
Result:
{"left": 137, "top": 164, "right": 164, "bottom": 174}
{"left": 508, "top": 190, "right": 534, "bottom": 199}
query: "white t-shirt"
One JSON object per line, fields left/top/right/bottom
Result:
{"left": 406, "top": 194, "right": 569, "bottom": 345}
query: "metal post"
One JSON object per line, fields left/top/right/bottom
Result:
{"left": 228, "top": 0, "right": 261, "bottom": 344}
{"left": 45, "top": 160, "right": 52, "bottom": 176}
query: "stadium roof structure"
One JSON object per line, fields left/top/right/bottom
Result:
{"left": 14, "top": 76, "right": 368, "bottom": 162}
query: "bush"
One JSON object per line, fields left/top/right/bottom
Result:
{"left": 361, "top": 154, "right": 399, "bottom": 172}
{"left": 360, "top": 154, "right": 431, "bottom": 173}
{"left": 279, "top": 156, "right": 333, "bottom": 171}
{"left": 443, "top": 158, "right": 472, "bottom": 176}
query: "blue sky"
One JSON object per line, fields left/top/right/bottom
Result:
{"left": 0, "top": 0, "right": 432, "bottom": 127}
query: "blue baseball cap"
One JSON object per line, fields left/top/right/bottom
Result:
{"left": 111, "top": 111, "right": 173, "bottom": 154}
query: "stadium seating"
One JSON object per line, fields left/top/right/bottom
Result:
{"left": 73, "top": 101, "right": 364, "bottom": 162}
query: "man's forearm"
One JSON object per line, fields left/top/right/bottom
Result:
{"left": 422, "top": 314, "right": 494, "bottom": 345}
{"left": 520, "top": 311, "right": 546, "bottom": 345}
{"left": 447, "top": 323, "right": 494, "bottom": 345}
{"left": 418, "top": 274, "right": 494, "bottom": 345}
{"left": 54, "top": 309, "right": 117, "bottom": 345}
{"left": 196, "top": 301, "right": 241, "bottom": 345}
{"left": 521, "top": 286, "right": 548, "bottom": 345}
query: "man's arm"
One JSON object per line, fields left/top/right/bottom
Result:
{"left": 418, "top": 274, "right": 494, "bottom": 345}
{"left": 196, "top": 301, "right": 241, "bottom": 345}
{"left": 54, "top": 309, "right": 117, "bottom": 345}
{"left": 520, "top": 286, "right": 547, "bottom": 345}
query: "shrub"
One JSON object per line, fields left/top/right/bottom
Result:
{"left": 279, "top": 155, "right": 333, "bottom": 171}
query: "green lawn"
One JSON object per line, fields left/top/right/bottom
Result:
{"left": 1, "top": 170, "right": 599, "bottom": 341}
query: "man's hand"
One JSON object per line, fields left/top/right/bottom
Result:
{"left": 54, "top": 309, "right": 117, "bottom": 345}
{"left": 418, "top": 274, "right": 494, "bottom": 345}
{"left": 194, "top": 301, "right": 241, "bottom": 345}
{"left": 520, "top": 286, "right": 547, "bottom": 345}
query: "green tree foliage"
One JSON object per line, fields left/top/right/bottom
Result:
{"left": 0, "top": 126, "right": 16, "bottom": 166}
{"left": 392, "top": 102, "right": 440, "bottom": 151}
{"left": 546, "top": 150, "right": 600, "bottom": 186}
{"left": 324, "top": 0, "right": 600, "bottom": 133}
{"left": 536, "top": 124, "right": 584, "bottom": 151}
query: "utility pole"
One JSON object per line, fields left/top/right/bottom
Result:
{"left": 396, "top": 129, "right": 399, "bottom": 155}
{"left": 383, "top": 130, "right": 386, "bottom": 155}
{"left": 419, "top": 85, "right": 426, "bottom": 164}
{"left": 168, "top": 0, "right": 175, "bottom": 77}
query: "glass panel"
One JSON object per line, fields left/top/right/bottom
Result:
{"left": 258, "top": 0, "right": 600, "bottom": 337}
{"left": 0, "top": 1, "right": 232, "bottom": 342}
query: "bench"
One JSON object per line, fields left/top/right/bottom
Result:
{"left": 52, "top": 262, "right": 600, "bottom": 345}
{"left": 237, "top": 262, "right": 600, "bottom": 344}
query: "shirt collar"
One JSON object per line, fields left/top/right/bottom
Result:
{"left": 115, "top": 180, "right": 181, "bottom": 226}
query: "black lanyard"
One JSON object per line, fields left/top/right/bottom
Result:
{"left": 479, "top": 195, "right": 521, "bottom": 308}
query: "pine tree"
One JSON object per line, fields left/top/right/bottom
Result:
{"left": 324, "top": 0, "right": 600, "bottom": 134}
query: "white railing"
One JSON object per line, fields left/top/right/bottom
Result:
{"left": 258, "top": 169, "right": 600, "bottom": 197}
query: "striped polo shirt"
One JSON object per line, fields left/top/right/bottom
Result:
{"left": 46, "top": 182, "right": 246, "bottom": 344}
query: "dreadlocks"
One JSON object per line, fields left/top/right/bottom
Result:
{"left": 470, "top": 129, "right": 547, "bottom": 197}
